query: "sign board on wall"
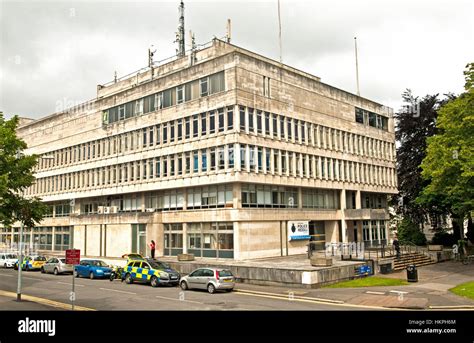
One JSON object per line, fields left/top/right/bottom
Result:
{"left": 288, "top": 221, "right": 310, "bottom": 241}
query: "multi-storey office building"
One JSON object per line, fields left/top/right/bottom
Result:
{"left": 3, "top": 39, "right": 397, "bottom": 259}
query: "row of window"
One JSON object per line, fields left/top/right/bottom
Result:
{"left": 355, "top": 107, "right": 389, "bottom": 130}
{"left": 104, "top": 71, "right": 225, "bottom": 124}
{"left": 37, "top": 106, "right": 234, "bottom": 172}
{"left": 238, "top": 106, "right": 394, "bottom": 161}
{"left": 28, "top": 143, "right": 396, "bottom": 197}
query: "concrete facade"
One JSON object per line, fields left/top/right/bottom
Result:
{"left": 2, "top": 39, "right": 397, "bottom": 260}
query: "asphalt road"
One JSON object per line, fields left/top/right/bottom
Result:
{"left": 0, "top": 268, "right": 366, "bottom": 311}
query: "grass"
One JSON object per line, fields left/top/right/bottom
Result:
{"left": 449, "top": 281, "right": 474, "bottom": 300}
{"left": 323, "top": 276, "right": 409, "bottom": 288}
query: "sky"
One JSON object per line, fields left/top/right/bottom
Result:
{"left": 1, "top": 0, "right": 473, "bottom": 119}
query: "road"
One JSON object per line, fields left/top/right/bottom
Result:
{"left": 0, "top": 268, "right": 369, "bottom": 311}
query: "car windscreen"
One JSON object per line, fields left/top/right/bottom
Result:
{"left": 149, "top": 261, "right": 171, "bottom": 269}
{"left": 7, "top": 254, "right": 16, "bottom": 259}
{"left": 92, "top": 260, "right": 108, "bottom": 267}
{"left": 34, "top": 256, "right": 46, "bottom": 261}
{"left": 218, "top": 270, "right": 233, "bottom": 277}
{"left": 60, "top": 258, "right": 67, "bottom": 263}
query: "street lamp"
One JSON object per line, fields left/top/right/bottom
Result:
{"left": 16, "top": 154, "right": 54, "bottom": 302}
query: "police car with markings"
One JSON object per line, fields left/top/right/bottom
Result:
{"left": 14, "top": 255, "right": 47, "bottom": 271}
{"left": 122, "top": 259, "right": 180, "bottom": 287}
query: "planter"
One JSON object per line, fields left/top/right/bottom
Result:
{"left": 310, "top": 256, "right": 333, "bottom": 267}
{"left": 177, "top": 253, "right": 195, "bottom": 261}
{"left": 428, "top": 245, "right": 443, "bottom": 251}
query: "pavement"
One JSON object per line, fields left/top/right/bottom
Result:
{"left": 0, "top": 260, "right": 472, "bottom": 311}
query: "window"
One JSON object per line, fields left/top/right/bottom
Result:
{"left": 210, "top": 148, "right": 216, "bottom": 170}
{"left": 200, "top": 77, "right": 208, "bottom": 97}
{"left": 209, "top": 111, "right": 216, "bottom": 134}
{"left": 287, "top": 118, "right": 292, "bottom": 140}
{"left": 227, "top": 107, "right": 233, "bottom": 130}
{"left": 355, "top": 108, "right": 364, "bottom": 124}
{"left": 272, "top": 114, "right": 277, "bottom": 138}
{"left": 193, "top": 151, "right": 199, "bottom": 173}
{"left": 209, "top": 72, "right": 225, "bottom": 94}
{"left": 177, "top": 119, "right": 183, "bottom": 141}
{"left": 177, "top": 85, "right": 184, "bottom": 104}
{"left": 170, "top": 122, "right": 175, "bottom": 142}
{"left": 239, "top": 106, "right": 246, "bottom": 130}
{"left": 280, "top": 116, "right": 284, "bottom": 138}
{"left": 163, "top": 88, "right": 174, "bottom": 108}
{"left": 178, "top": 155, "right": 183, "bottom": 175}
{"left": 228, "top": 145, "right": 234, "bottom": 168}
{"left": 218, "top": 146, "right": 225, "bottom": 170}
{"left": 201, "top": 149, "right": 208, "bottom": 172}
{"left": 201, "top": 113, "right": 207, "bottom": 136}
{"left": 163, "top": 123, "right": 168, "bottom": 144}
{"left": 142, "top": 130, "right": 147, "bottom": 148}
{"left": 218, "top": 108, "right": 225, "bottom": 132}
{"left": 185, "top": 153, "right": 190, "bottom": 173}
{"left": 240, "top": 145, "right": 246, "bottom": 170}
{"left": 193, "top": 115, "right": 199, "bottom": 137}
{"left": 257, "top": 111, "right": 262, "bottom": 134}
{"left": 185, "top": 117, "right": 190, "bottom": 139}
{"left": 248, "top": 108, "right": 254, "bottom": 132}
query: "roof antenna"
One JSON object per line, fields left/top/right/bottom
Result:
{"left": 148, "top": 45, "right": 156, "bottom": 68}
{"left": 354, "top": 37, "right": 360, "bottom": 96}
{"left": 277, "top": 0, "right": 282, "bottom": 64}
{"left": 114, "top": 71, "right": 117, "bottom": 83}
{"left": 226, "top": 19, "right": 232, "bottom": 43}
{"left": 189, "top": 30, "right": 197, "bottom": 65}
{"left": 175, "top": 0, "right": 186, "bottom": 57}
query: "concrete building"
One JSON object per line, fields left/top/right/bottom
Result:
{"left": 2, "top": 38, "right": 397, "bottom": 260}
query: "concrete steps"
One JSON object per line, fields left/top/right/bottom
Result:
{"left": 392, "top": 252, "right": 435, "bottom": 271}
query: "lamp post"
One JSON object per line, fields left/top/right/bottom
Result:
{"left": 16, "top": 154, "right": 54, "bottom": 302}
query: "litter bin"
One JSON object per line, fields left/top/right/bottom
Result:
{"left": 406, "top": 264, "right": 418, "bottom": 282}
{"left": 379, "top": 263, "right": 392, "bottom": 274}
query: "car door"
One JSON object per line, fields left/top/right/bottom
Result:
{"left": 201, "top": 269, "right": 214, "bottom": 289}
{"left": 77, "top": 261, "right": 89, "bottom": 276}
{"left": 187, "top": 269, "right": 203, "bottom": 289}
{"left": 44, "top": 258, "right": 53, "bottom": 273}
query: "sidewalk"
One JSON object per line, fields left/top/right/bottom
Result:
{"left": 0, "top": 295, "right": 61, "bottom": 310}
{"left": 234, "top": 261, "right": 474, "bottom": 309}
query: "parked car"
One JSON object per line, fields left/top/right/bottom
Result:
{"left": 180, "top": 268, "right": 235, "bottom": 294}
{"left": 0, "top": 253, "right": 18, "bottom": 268}
{"left": 15, "top": 255, "right": 47, "bottom": 271}
{"left": 145, "top": 259, "right": 180, "bottom": 284}
{"left": 122, "top": 259, "right": 180, "bottom": 287}
{"left": 41, "top": 257, "right": 73, "bottom": 275}
{"left": 74, "top": 259, "right": 112, "bottom": 279}
{"left": 121, "top": 253, "right": 144, "bottom": 261}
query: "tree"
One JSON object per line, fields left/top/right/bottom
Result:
{"left": 0, "top": 112, "right": 47, "bottom": 229}
{"left": 396, "top": 217, "right": 427, "bottom": 246}
{"left": 392, "top": 90, "right": 454, "bottom": 228}
{"left": 418, "top": 63, "right": 474, "bottom": 242}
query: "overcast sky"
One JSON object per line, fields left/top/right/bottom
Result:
{"left": 1, "top": 0, "right": 473, "bottom": 119}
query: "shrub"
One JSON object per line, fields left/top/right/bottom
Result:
{"left": 397, "top": 217, "right": 427, "bottom": 246}
{"left": 430, "top": 231, "right": 457, "bottom": 247}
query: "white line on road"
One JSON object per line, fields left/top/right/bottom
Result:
{"left": 366, "top": 291, "right": 385, "bottom": 295}
{"left": 57, "top": 282, "right": 84, "bottom": 287}
{"left": 99, "top": 288, "right": 136, "bottom": 295}
{"left": 155, "top": 295, "right": 202, "bottom": 304}
{"left": 0, "top": 273, "right": 13, "bottom": 277}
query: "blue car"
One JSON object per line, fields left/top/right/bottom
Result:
{"left": 74, "top": 259, "right": 112, "bottom": 279}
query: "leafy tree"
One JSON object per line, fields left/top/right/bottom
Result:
{"left": 396, "top": 217, "right": 427, "bottom": 246}
{"left": 418, "top": 63, "right": 474, "bottom": 242}
{"left": 392, "top": 90, "right": 454, "bottom": 228}
{"left": 0, "top": 112, "right": 47, "bottom": 229}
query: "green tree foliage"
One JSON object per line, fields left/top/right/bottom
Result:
{"left": 0, "top": 113, "right": 47, "bottom": 228}
{"left": 418, "top": 63, "right": 474, "bottom": 242}
{"left": 392, "top": 90, "right": 454, "bottom": 226}
{"left": 397, "top": 217, "right": 427, "bottom": 246}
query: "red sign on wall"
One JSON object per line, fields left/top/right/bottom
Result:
{"left": 66, "top": 249, "right": 81, "bottom": 265}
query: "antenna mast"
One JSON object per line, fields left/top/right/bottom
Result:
{"left": 278, "top": 0, "right": 282, "bottom": 63}
{"left": 354, "top": 37, "right": 360, "bottom": 96}
{"left": 176, "top": 0, "right": 186, "bottom": 57}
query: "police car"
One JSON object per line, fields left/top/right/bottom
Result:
{"left": 122, "top": 259, "right": 180, "bottom": 287}
{"left": 15, "top": 255, "right": 47, "bottom": 271}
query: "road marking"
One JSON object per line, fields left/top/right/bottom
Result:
{"left": 99, "top": 287, "right": 136, "bottom": 295}
{"left": 155, "top": 295, "right": 202, "bottom": 304}
{"left": 234, "top": 289, "right": 405, "bottom": 310}
{"left": 366, "top": 291, "right": 386, "bottom": 295}
{"left": 235, "top": 289, "right": 344, "bottom": 304}
{"left": 0, "top": 274, "right": 13, "bottom": 277}
{"left": 57, "top": 282, "right": 84, "bottom": 287}
{"left": 390, "top": 290, "right": 408, "bottom": 295}
{"left": 0, "top": 289, "right": 94, "bottom": 311}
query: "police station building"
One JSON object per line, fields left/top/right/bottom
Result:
{"left": 2, "top": 39, "right": 397, "bottom": 260}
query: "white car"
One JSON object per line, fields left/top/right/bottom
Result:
{"left": 0, "top": 253, "right": 18, "bottom": 268}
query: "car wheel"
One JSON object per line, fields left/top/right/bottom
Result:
{"left": 89, "top": 272, "right": 94, "bottom": 280}
{"left": 54, "top": 268, "right": 59, "bottom": 276}
{"left": 207, "top": 283, "right": 216, "bottom": 294}
{"left": 125, "top": 273, "right": 133, "bottom": 284}
{"left": 25, "top": 265, "right": 29, "bottom": 271}
{"left": 74, "top": 270, "right": 79, "bottom": 278}
{"left": 4, "top": 263, "right": 7, "bottom": 268}
{"left": 180, "top": 281, "right": 188, "bottom": 290}
{"left": 41, "top": 267, "right": 45, "bottom": 274}
{"left": 225, "top": 289, "right": 233, "bottom": 293}
{"left": 150, "top": 276, "right": 159, "bottom": 287}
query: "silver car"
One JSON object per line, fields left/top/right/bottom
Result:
{"left": 180, "top": 268, "right": 235, "bottom": 294}
{"left": 41, "top": 257, "right": 74, "bottom": 275}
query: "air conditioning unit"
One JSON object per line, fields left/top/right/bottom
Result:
{"left": 110, "top": 206, "right": 118, "bottom": 213}
{"left": 97, "top": 206, "right": 104, "bottom": 214}
{"left": 103, "top": 207, "right": 110, "bottom": 214}
{"left": 145, "top": 208, "right": 155, "bottom": 212}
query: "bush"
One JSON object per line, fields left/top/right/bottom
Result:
{"left": 430, "top": 231, "right": 457, "bottom": 247}
{"left": 397, "top": 217, "right": 427, "bottom": 246}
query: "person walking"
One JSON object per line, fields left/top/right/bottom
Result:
{"left": 149, "top": 240, "right": 156, "bottom": 259}
{"left": 393, "top": 236, "right": 401, "bottom": 259}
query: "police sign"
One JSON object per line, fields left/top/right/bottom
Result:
{"left": 288, "top": 221, "right": 310, "bottom": 241}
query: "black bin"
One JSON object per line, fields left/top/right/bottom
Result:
{"left": 380, "top": 263, "right": 392, "bottom": 274}
{"left": 406, "top": 264, "right": 418, "bottom": 282}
